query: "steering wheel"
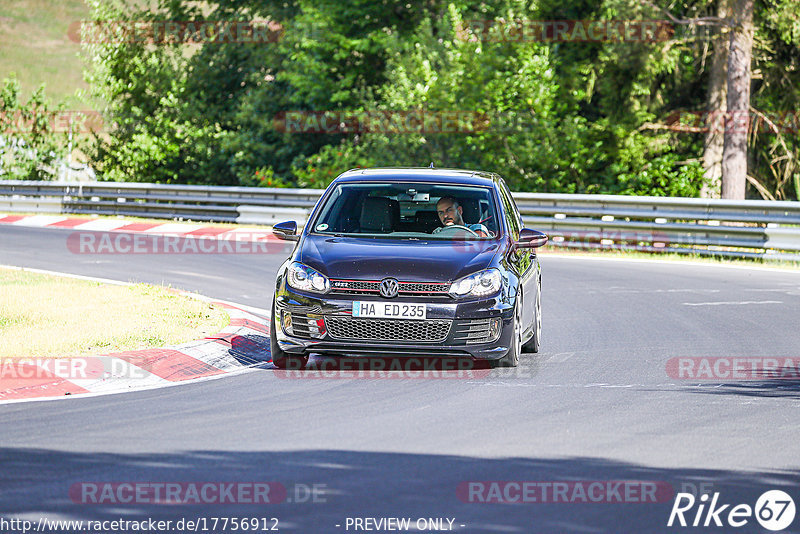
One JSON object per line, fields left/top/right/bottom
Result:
{"left": 435, "top": 224, "right": 479, "bottom": 237}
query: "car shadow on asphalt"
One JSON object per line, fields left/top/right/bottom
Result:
{"left": 222, "top": 331, "right": 546, "bottom": 378}
{"left": 306, "top": 355, "right": 494, "bottom": 371}
{"left": 224, "top": 334, "right": 272, "bottom": 366}
{"left": 676, "top": 378, "right": 800, "bottom": 399}
{"left": 0, "top": 448, "right": 797, "bottom": 533}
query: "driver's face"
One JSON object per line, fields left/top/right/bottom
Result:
{"left": 437, "top": 200, "right": 463, "bottom": 226}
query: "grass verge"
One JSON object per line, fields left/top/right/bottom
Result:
{"left": 0, "top": 268, "right": 230, "bottom": 358}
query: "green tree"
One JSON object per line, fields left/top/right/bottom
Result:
{"left": 0, "top": 76, "right": 68, "bottom": 180}
{"left": 82, "top": 0, "right": 798, "bottom": 199}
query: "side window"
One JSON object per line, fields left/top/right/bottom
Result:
{"left": 496, "top": 179, "right": 521, "bottom": 240}
{"left": 497, "top": 178, "right": 531, "bottom": 272}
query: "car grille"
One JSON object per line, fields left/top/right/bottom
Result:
{"left": 324, "top": 316, "right": 451, "bottom": 342}
{"left": 329, "top": 279, "right": 451, "bottom": 297}
{"left": 452, "top": 319, "right": 496, "bottom": 345}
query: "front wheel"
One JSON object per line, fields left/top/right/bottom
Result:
{"left": 493, "top": 303, "right": 521, "bottom": 368}
{"left": 522, "top": 276, "right": 541, "bottom": 353}
{"left": 270, "top": 301, "right": 308, "bottom": 370}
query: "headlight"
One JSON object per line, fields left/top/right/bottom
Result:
{"left": 449, "top": 268, "right": 502, "bottom": 298}
{"left": 286, "top": 262, "right": 330, "bottom": 294}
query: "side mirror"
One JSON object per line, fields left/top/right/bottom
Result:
{"left": 516, "top": 228, "right": 548, "bottom": 248}
{"left": 272, "top": 221, "right": 299, "bottom": 241}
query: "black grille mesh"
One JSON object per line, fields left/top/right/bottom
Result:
{"left": 325, "top": 317, "right": 451, "bottom": 342}
{"left": 398, "top": 282, "right": 450, "bottom": 293}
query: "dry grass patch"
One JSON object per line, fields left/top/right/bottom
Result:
{"left": 0, "top": 268, "right": 229, "bottom": 358}
{"left": 0, "top": 0, "right": 91, "bottom": 105}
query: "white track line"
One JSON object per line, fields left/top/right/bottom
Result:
{"left": 541, "top": 253, "right": 800, "bottom": 274}
{"left": 682, "top": 300, "right": 783, "bottom": 307}
{"left": 0, "top": 265, "right": 131, "bottom": 286}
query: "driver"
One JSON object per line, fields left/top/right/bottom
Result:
{"left": 433, "top": 196, "right": 489, "bottom": 237}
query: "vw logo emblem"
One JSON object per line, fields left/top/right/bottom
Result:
{"left": 379, "top": 278, "right": 399, "bottom": 298}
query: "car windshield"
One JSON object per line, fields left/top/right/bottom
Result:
{"left": 310, "top": 182, "right": 500, "bottom": 240}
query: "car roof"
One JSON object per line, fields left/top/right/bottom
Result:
{"left": 334, "top": 167, "right": 498, "bottom": 187}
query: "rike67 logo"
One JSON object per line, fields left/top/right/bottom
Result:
{"left": 668, "top": 490, "right": 796, "bottom": 531}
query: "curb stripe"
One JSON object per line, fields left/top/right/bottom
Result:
{"left": 143, "top": 223, "right": 205, "bottom": 234}
{"left": 72, "top": 219, "right": 129, "bottom": 231}
{"left": 186, "top": 227, "right": 232, "bottom": 237}
{"left": 0, "top": 265, "right": 273, "bottom": 402}
{"left": 47, "top": 218, "right": 92, "bottom": 228}
{"left": 0, "top": 362, "right": 90, "bottom": 400}
{"left": 2, "top": 216, "right": 276, "bottom": 247}
{"left": 115, "top": 222, "right": 162, "bottom": 232}
{"left": 62, "top": 357, "right": 172, "bottom": 392}
{"left": 112, "top": 348, "right": 227, "bottom": 381}
{"left": 229, "top": 318, "right": 270, "bottom": 334}
{"left": 11, "top": 215, "right": 67, "bottom": 227}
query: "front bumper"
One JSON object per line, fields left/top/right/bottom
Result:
{"left": 273, "top": 287, "right": 515, "bottom": 360}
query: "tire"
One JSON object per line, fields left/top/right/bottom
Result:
{"left": 522, "top": 275, "right": 541, "bottom": 353}
{"left": 270, "top": 301, "right": 308, "bottom": 370}
{"left": 493, "top": 302, "right": 521, "bottom": 368}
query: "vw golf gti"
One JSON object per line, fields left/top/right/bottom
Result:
{"left": 270, "top": 167, "right": 547, "bottom": 368}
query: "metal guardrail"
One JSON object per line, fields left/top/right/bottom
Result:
{"left": 0, "top": 181, "right": 320, "bottom": 225}
{"left": 1, "top": 180, "right": 799, "bottom": 261}
{"left": 513, "top": 192, "right": 800, "bottom": 261}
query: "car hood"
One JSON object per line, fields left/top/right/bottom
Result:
{"left": 299, "top": 234, "right": 501, "bottom": 282}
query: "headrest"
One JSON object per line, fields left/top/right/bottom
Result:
{"left": 458, "top": 198, "right": 480, "bottom": 224}
{"left": 414, "top": 210, "right": 440, "bottom": 233}
{"left": 360, "top": 196, "right": 399, "bottom": 232}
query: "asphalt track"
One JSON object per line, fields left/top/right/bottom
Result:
{"left": 1, "top": 225, "right": 800, "bottom": 533}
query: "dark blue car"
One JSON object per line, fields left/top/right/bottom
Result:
{"left": 270, "top": 168, "right": 547, "bottom": 368}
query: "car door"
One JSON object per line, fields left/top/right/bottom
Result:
{"left": 496, "top": 178, "right": 538, "bottom": 340}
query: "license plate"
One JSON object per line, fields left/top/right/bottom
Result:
{"left": 352, "top": 301, "right": 426, "bottom": 320}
